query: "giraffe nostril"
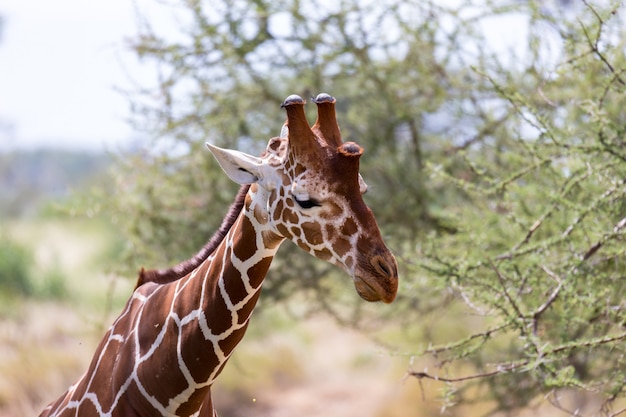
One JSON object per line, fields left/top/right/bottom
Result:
{"left": 371, "top": 255, "right": 393, "bottom": 277}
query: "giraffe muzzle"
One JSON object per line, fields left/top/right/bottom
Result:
{"left": 353, "top": 252, "right": 398, "bottom": 304}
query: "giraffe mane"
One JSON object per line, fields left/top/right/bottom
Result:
{"left": 135, "top": 183, "right": 251, "bottom": 289}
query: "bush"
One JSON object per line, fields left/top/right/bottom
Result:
{"left": 39, "top": 264, "right": 68, "bottom": 300}
{"left": 0, "top": 235, "right": 33, "bottom": 296}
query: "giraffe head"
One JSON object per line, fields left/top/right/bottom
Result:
{"left": 207, "top": 94, "right": 398, "bottom": 303}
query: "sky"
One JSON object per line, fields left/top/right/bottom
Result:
{"left": 0, "top": 0, "right": 569, "bottom": 153}
{"left": 0, "top": 0, "right": 165, "bottom": 151}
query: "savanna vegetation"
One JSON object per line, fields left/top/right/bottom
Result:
{"left": 2, "top": 0, "right": 625, "bottom": 416}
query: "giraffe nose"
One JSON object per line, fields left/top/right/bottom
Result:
{"left": 370, "top": 254, "right": 396, "bottom": 279}
{"left": 365, "top": 252, "right": 398, "bottom": 303}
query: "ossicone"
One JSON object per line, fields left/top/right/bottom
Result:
{"left": 312, "top": 92, "right": 342, "bottom": 148}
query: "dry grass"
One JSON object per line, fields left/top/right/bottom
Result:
{"left": 0, "top": 302, "right": 100, "bottom": 417}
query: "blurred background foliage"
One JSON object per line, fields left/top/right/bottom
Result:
{"left": 3, "top": 0, "right": 624, "bottom": 415}
{"left": 0, "top": 150, "right": 116, "bottom": 307}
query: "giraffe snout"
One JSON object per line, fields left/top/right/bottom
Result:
{"left": 370, "top": 252, "right": 399, "bottom": 303}
{"left": 353, "top": 250, "right": 398, "bottom": 304}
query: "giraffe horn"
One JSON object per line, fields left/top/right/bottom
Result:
{"left": 312, "top": 93, "right": 342, "bottom": 148}
{"left": 281, "top": 94, "right": 321, "bottom": 158}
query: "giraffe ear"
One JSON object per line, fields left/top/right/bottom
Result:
{"left": 206, "top": 143, "right": 270, "bottom": 186}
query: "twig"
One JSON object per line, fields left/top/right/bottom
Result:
{"left": 532, "top": 266, "right": 562, "bottom": 335}
{"left": 512, "top": 211, "right": 552, "bottom": 253}
{"left": 580, "top": 216, "right": 626, "bottom": 262}
{"left": 408, "top": 361, "right": 526, "bottom": 383}
{"left": 489, "top": 261, "right": 525, "bottom": 327}
{"left": 547, "top": 332, "right": 626, "bottom": 356}
{"left": 421, "top": 323, "right": 510, "bottom": 356}
{"left": 580, "top": 0, "right": 626, "bottom": 86}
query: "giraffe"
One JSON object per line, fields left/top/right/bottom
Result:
{"left": 39, "top": 93, "right": 399, "bottom": 417}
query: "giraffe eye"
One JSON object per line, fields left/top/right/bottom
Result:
{"left": 294, "top": 196, "right": 321, "bottom": 209}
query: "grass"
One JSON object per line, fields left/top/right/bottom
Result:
{"left": 0, "top": 217, "right": 132, "bottom": 417}
{"left": 3, "top": 217, "right": 132, "bottom": 310}
{"left": 0, "top": 301, "right": 100, "bottom": 417}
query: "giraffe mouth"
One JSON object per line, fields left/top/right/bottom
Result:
{"left": 353, "top": 274, "right": 397, "bottom": 304}
{"left": 354, "top": 278, "right": 384, "bottom": 302}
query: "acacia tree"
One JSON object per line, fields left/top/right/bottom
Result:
{"left": 109, "top": 0, "right": 626, "bottom": 414}
{"left": 410, "top": 2, "right": 626, "bottom": 414}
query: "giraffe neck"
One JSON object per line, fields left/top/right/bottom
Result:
{"left": 130, "top": 186, "right": 285, "bottom": 415}
{"left": 193, "top": 189, "right": 285, "bottom": 375}
{"left": 39, "top": 187, "right": 286, "bottom": 417}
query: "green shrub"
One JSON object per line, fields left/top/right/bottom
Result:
{"left": 39, "top": 264, "right": 68, "bottom": 300}
{"left": 0, "top": 234, "right": 33, "bottom": 296}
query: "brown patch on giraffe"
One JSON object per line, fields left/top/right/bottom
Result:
{"left": 293, "top": 162, "right": 306, "bottom": 177}
{"left": 79, "top": 399, "right": 101, "bottom": 415}
{"left": 179, "top": 321, "right": 221, "bottom": 384}
{"left": 341, "top": 217, "right": 359, "bottom": 236}
{"left": 223, "top": 270, "right": 248, "bottom": 306}
{"left": 205, "top": 264, "right": 237, "bottom": 336}
{"left": 176, "top": 387, "right": 210, "bottom": 417}
{"left": 273, "top": 199, "right": 284, "bottom": 221}
{"left": 232, "top": 217, "right": 258, "bottom": 262}
{"left": 302, "top": 222, "right": 324, "bottom": 246}
{"left": 136, "top": 288, "right": 189, "bottom": 360}
{"left": 296, "top": 239, "right": 312, "bottom": 253}
{"left": 324, "top": 223, "right": 334, "bottom": 237}
{"left": 137, "top": 320, "right": 190, "bottom": 403}
{"left": 290, "top": 226, "right": 301, "bottom": 238}
{"left": 332, "top": 237, "right": 352, "bottom": 258}
{"left": 247, "top": 257, "right": 273, "bottom": 290}
{"left": 219, "top": 324, "right": 249, "bottom": 354}
{"left": 118, "top": 379, "right": 166, "bottom": 416}
{"left": 283, "top": 208, "right": 300, "bottom": 225}
{"left": 314, "top": 248, "right": 333, "bottom": 261}
{"left": 276, "top": 223, "right": 290, "bottom": 238}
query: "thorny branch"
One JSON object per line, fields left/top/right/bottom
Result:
{"left": 489, "top": 261, "right": 526, "bottom": 333}
{"left": 407, "top": 361, "right": 526, "bottom": 383}
{"left": 407, "top": 332, "right": 626, "bottom": 389}
{"left": 580, "top": 0, "right": 626, "bottom": 86}
{"left": 532, "top": 266, "right": 562, "bottom": 335}
{"left": 420, "top": 323, "right": 510, "bottom": 356}
{"left": 579, "top": 216, "right": 626, "bottom": 263}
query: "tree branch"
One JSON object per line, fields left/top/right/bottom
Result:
{"left": 580, "top": 0, "right": 625, "bottom": 86}
{"left": 532, "top": 266, "right": 562, "bottom": 335}
{"left": 407, "top": 361, "right": 526, "bottom": 383}
{"left": 579, "top": 215, "right": 626, "bottom": 263}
